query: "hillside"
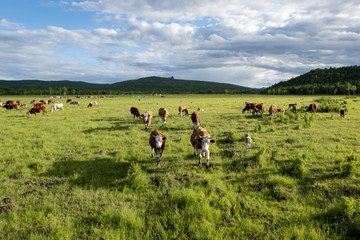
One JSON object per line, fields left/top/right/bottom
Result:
{"left": 266, "top": 66, "right": 360, "bottom": 95}
{"left": 0, "top": 76, "right": 259, "bottom": 95}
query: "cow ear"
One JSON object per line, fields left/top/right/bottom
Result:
{"left": 210, "top": 139, "right": 216, "bottom": 143}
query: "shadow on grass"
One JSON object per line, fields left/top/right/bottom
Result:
{"left": 42, "top": 158, "right": 130, "bottom": 190}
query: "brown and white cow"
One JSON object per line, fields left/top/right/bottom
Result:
{"left": 130, "top": 107, "right": 141, "bottom": 119}
{"left": 32, "top": 102, "right": 45, "bottom": 108}
{"left": 158, "top": 108, "right": 169, "bottom": 124}
{"left": 87, "top": 101, "right": 98, "bottom": 108}
{"left": 27, "top": 106, "right": 47, "bottom": 116}
{"left": 340, "top": 109, "right": 346, "bottom": 118}
{"left": 191, "top": 112, "right": 200, "bottom": 129}
{"left": 243, "top": 102, "right": 257, "bottom": 113}
{"left": 48, "top": 99, "right": 55, "bottom": 104}
{"left": 198, "top": 108, "right": 204, "bottom": 112}
{"left": 269, "top": 104, "right": 277, "bottom": 116}
{"left": 245, "top": 133, "right": 253, "bottom": 151}
{"left": 3, "top": 103, "right": 20, "bottom": 111}
{"left": 179, "top": 105, "right": 189, "bottom": 117}
{"left": 149, "top": 129, "right": 167, "bottom": 165}
{"left": 277, "top": 108, "right": 286, "bottom": 115}
{"left": 190, "top": 127, "right": 216, "bottom": 168}
{"left": 252, "top": 103, "right": 266, "bottom": 115}
{"left": 305, "top": 103, "right": 319, "bottom": 113}
{"left": 141, "top": 111, "right": 153, "bottom": 130}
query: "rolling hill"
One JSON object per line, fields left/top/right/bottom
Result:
{"left": 0, "top": 76, "right": 259, "bottom": 95}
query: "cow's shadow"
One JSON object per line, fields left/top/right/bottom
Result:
{"left": 42, "top": 157, "right": 130, "bottom": 190}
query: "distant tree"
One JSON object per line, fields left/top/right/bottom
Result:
{"left": 49, "top": 87, "right": 53, "bottom": 95}
{"left": 351, "top": 85, "right": 357, "bottom": 95}
{"left": 62, "top": 87, "right": 68, "bottom": 96}
{"left": 346, "top": 82, "right": 352, "bottom": 95}
{"left": 72, "top": 89, "right": 76, "bottom": 96}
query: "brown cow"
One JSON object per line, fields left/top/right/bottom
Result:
{"left": 289, "top": 104, "right": 297, "bottom": 113}
{"left": 130, "top": 107, "right": 141, "bottom": 119}
{"left": 87, "top": 101, "right": 98, "bottom": 108}
{"left": 340, "top": 109, "right": 346, "bottom": 118}
{"left": 158, "top": 108, "right": 169, "bottom": 124}
{"left": 242, "top": 102, "right": 257, "bottom": 113}
{"left": 3, "top": 103, "right": 20, "bottom": 111}
{"left": 190, "top": 127, "right": 215, "bottom": 168}
{"left": 32, "top": 102, "right": 45, "bottom": 108}
{"left": 48, "top": 99, "right": 55, "bottom": 104}
{"left": 149, "top": 129, "right": 167, "bottom": 165}
{"left": 305, "top": 103, "right": 319, "bottom": 113}
{"left": 269, "top": 104, "right": 277, "bottom": 116}
{"left": 191, "top": 112, "right": 200, "bottom": 129}
{"left": 27, "top": 106, "right": 47, "bottom": 116}
{"left": 252, "top": 103, "right": 266, "bottom": 115}
{"left": 277, "top": 108, "right": 286, "bottom": 115}
{"left": 141, "top": 111, "right": 153, "bottom": 130}
{"left": 179, "top": 105, "right": 189, "bottom": 117}
{"left": 66, "top": 99, "right": 72, "bottom": 103}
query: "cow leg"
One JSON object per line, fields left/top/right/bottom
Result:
{"left": 198, "top": 153, "right": 202, "bottom": 167}
{"left": 151, "top": 148, "right": 154, "bottom": 158}
{"left": 205, "top": 151, "right": 210, "bottom": 168}
{"left": 156, "top": 149, "right": 162, "bottom": 165}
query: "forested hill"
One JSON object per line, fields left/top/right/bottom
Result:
{"left": 266, "top": 66, "right": 360, "bottom": 95}
{"left": 0, "top": 76, "right": 259, "bottom": 95}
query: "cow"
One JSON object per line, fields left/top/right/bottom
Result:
{"left": 245, "top": 133, "right": 253, "bottom": 151}
{"left": 70, "top": 101, "right": 80, "bottom": 106}
{"left": 252, "top": 103, "right": 266, "bottom": 115}
{"left": 32, "top": 102, "right": 45, "bottom": 108}
{"left": 289, "top": 103, "right": 297, "bottom": 113}
{"left": 149, "top": 129, "right": 167, "bottom": 165}
{"left": 190, "top": 127, "right": 215, "bottom": 168}
{"left": 243, "top": 102, "right": 257, "bottom": 113}
{"left": 16, "top": 100, "right": 23, "bottom": 105}
{"left": 48, "top": 99, "right": 55, "bottom": 104}
{"left": 27, "top": 106, "right": 47, "bottom": 116}
{"left": 30, "top": 100, "right": 36, "bottom": 104}
{"left": 66, "top": 99, "right": 72, "bottom": 103}
{"left": 50, "top": 103, "right": 64, "bottom": 112}
{"left": 158, "top": 108, "right": 169, "bottom": 124}
{"left": 3, "top": 104, "right": 20, "bottom": 111}
{"left": 269, "top": 104, "right": 277, "bottom": 116}
{"left": 40, "top": 100, "right": 48, "bottom": 104}
{"left": 179, "top": 105, "right": 189, "bottom": 117}
{"left": 340, "top": 109, "right": 346, "bottom": 118}
{"left": 6, "top": 100, "right": 16, "bottom": 106}
{"left": 305, "top": 103, "right": 319, "bottom": 113}
{"left": 87, "top": 101, "right": 98, "bottom": 108}
{"left": 277, "top": 108, "right": 286, "bottom": 115}
{"left": 130, "top": 107, "right": 141, "bottom": 119}
{"left": 191, "top": 112, "right": 200, "bottom": 129}
{"left": 141, "top": 111, "right": 153, "bottom": 130}
{"left": 198, "top": 108, "right": 204, "bottom": 112}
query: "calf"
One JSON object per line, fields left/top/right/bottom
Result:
{"left": 269, "top": 104, "right": 277, "bottom": 116}
{"left": 141, "top": 111, "right": 153, "bottom": 130}
{"left": 179, "top": 105, "right": 189, "bottom": 117}
{"left": 277, "top": 108, "right": 286, "bottom": 115}
{"left": 191, "top": 112, "right": 200, "bottom": 129}
{"left": 197, "top": 108, "right": 204, "bottom": 112}
{"left": 158, "top": 107, "right": 169, "bottom": 124}
{"left": 190, "top": 127, "right": 216, "bottom": 168}
{"left": 245, "top": 133, "right": 253, "bottom": 151}
{"left": 27, "top": 106, "right": 47, "bottom": 116}
{"left": 252, "top": 103, "right": 266, "bottom": 115}
{"left": 130, "top": 107, "right": 141, "bottom": 119}
{"left": 340, "top": 109, "right": 346, "bottom": 118}
{"left": 305, "top": 103, "right": 319, "bottom": 113}
{"left": 149, "top": 129, "right": 167, "bottom": 165}
{"left": 50, "top": 103, "right": 64, "bottom": 112}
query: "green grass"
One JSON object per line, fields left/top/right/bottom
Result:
{"left": 0, "top": 94, "right": 359, "bottom": 239}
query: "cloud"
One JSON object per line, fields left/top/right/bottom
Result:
{"left": 0, "top": 1, "right": 359, "bottom": 87}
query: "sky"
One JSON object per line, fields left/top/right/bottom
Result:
{"left": 0, "top": 0, "right": 359, "bottom": 88}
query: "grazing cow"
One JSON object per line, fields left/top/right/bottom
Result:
{"left": 66, "top": 99, "right": 72, "bottom": 103}
{"left": 340, "top": 109, "right": 346, "bottom": 118}
{"left": 130, "top": 107, "right": 141, "bottom": 119}
{"left": 289, "top": 104, "right": 297, "bottom": 113}
{"left": 269, "top": 104, "right": 277, "bottom": 116}
{"left": 198, "top": 108, "right": 204, "bottom": 112}
{"left": 141, "top": 111, "right": 153, "bottom": 130}
{"left": 190, "top": 127, "right": 216, "bottom": 168}
{"left": 305, "top": 103, "right": 319, "bottom": 113}
{"left": 32, "top": 102, "right": 45, "bottom": 108}
{"left": 245, "top": 133, "right": 253, "bottom": 151}
{"left": 87, "top": 101, "right": 98, "bottom": 108}
{"left": 50, "top": 103, "right": 64, "bottom": 112}
{"left": 191, "top": 112, "right": 200, "bottom": 129}
{"left": 70, "top": 101, "right": 80, "bottom": 106}
{"left": 277, "top": 108, "right": 286, "bottom": 115}
{"left": 6, "top": 100, "right": 16, "bottom": 106}
{"left": 40, "top": 100, "right": 48, "bottom": 104}
{"left": 179, "top": 105, "right": 189, "bottom": 117}
{"left": 48, "top": 99, "right": 55, "bottom": 104}
{"left": 3, "top": 104, "right": 20, "bottom": 111}
{"left": 149, "top": 129, "right": 167, "bottom": 165}
{"left": 252, "top": 103, "right": 266, "bottom": 115}
{"left": 158, "top": 108, "right": 169, "bottom": 124}
{"left": 243, "top": 102, "right": 257, "bottom": 113}
{"left": 27, "top": 106, "right": 47, "bottom": 116}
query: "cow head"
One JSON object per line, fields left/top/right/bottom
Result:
{"left": 197, "top": 136, "right": 216, "bottom": 152}
{"left": 152, "top": 135, "right": 166, "bottom": 149}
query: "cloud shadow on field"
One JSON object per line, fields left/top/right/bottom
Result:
{"left": 42, "top": 158, "right": 130, "bottom": 190}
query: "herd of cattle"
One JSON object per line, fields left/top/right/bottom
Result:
{"left": 0, "top": 99, "right": 99, "bottom": 115}
{"left": 1, "top": 98, "right": 346, "bottom": 168}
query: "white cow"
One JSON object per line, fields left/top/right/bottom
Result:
{"left": 50, "top": 103, "right": 64, "bottom": 112}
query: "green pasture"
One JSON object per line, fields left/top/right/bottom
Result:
{"left": 0, "top": 94, "right": 359, "bottom": 239}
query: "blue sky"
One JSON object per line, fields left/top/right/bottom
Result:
{"left": 0, "top": 0, "right": 359, "bottom": 87}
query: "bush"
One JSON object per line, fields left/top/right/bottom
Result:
{"left": 127, "top": 162, "right": 149, "bottom": 192}
{"left": 339, "top": 154, "right": 359, "bottom": 177}
{"left": 280, "top": 154, "right": 306, "bottom": 178}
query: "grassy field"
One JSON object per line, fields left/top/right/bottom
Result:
{"left": 0, "top": 94, "right": 359, "bottom": 239}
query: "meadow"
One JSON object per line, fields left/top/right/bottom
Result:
{"left": 0, "top": 94, "right": 359, "bottom": 239}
